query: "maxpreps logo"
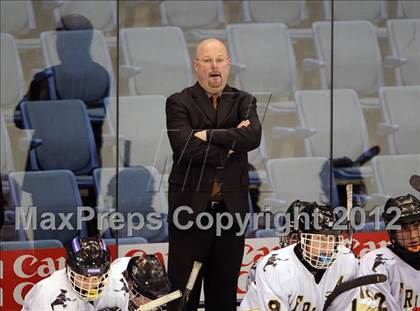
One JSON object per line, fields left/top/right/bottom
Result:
{"left": 5, "top": 254, "right": 66, "bottom": 304}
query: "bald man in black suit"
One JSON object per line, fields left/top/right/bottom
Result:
{"left": 165, "top": 38, "right": 262, "bottom": 310}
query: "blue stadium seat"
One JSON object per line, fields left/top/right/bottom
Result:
{"left": 93, "top": 167, "right": 169, "bottom": 243}
{"left": 8, "top": 170, "right": 87, "bottom": 244}
{"left": 20, "top": 100, "right": 99, "bottom": 188}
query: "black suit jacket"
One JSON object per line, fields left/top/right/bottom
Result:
{"left": 166, "top": 82, "right": 262, "bottom": 224}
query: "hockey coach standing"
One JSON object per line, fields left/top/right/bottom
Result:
{"left": 165, "top": 38, "right": 262, "bottom": 310}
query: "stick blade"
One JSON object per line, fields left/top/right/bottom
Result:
{"left": 410, "top": 174, "right": 420, "bottom": 192}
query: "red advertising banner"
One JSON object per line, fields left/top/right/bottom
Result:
{"left": 0, "top": 232, "right": 389, "bottom": 310}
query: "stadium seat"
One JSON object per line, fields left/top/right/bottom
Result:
{"left": 323, "top": 0, "right": 387, "bottom": 24}
{"left": 241, "top": 1, "right": 310, "bottom": 39}
{"left": 107, "top": 95, "right": 172, "bottom": 173}
{"left": 242, "top": 1, "right": 307, "bottom": 26}
{"left": 0, "top": 33, "right": 25, "bottom": 120}
{"left": 226, "top": 23, "right": 299, "bottom": 114}
{"left": 159, "top": 0, "right": 225, "bottom": 41}
{"left": 93, "top": 167, "right": 169, "bottom": 243}
{"left": 265, "top": 157, "right": 339, "bottom": 214}
{"left": 1, "top": 111, "right": 42, "bottom": 197}
{"left": 377, "top": 86, "right": 420, "bottom": 155}
{"left": 294, "top": 90, "right": 377, "bottom": 207}
{"left": 53, "top": 0, "right": 117, "bottom": 33}
{"left": 0, "top": 0, "right": 36, "bottom": 36}
{"left": 305, "top": 21, "right": 384, "bottom": 109}
{"left": 20, "top": 100, "right": 99, "bottom": 187}
{"left": 8, "top": 170, "right": 86, "bottom": 244}
{"left": 294, "top": 89, "right": 370, "bottom": 159}
{"left": 372, "top": 154, "right": 420, "bottom": 206}
{"left": 397, "top": 1, "right": 420, "bottom": 19}
{"left": 386, "top": 19, "right": 420, "bottom": 86}
{"left": 248, "top": 131, "right": 269, "bottom": 168}
{"left": 120, "top": 26, "right": 193, "bottom": 97}
{"left": 0, "top": 239, "right": 63, "bottom": 251}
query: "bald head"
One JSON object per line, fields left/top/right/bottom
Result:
{"left": 195, "top": 39, "right": 229, "bottom": 59}
{"left": 194, "top": 38, "right": 231, "bottom": 95}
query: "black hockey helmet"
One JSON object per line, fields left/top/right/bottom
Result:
{"left": 383, "top": 194, "right": 420, "bottom": 253}
{"left": 66, "top": 237, "right": 110, "bottom": 276}
{"left": 383, "top": 194, "right": 420, "bottom": 226}
{"left": 124, "top": 255, "right": 171, "bottom": 303}
{"left": 65, "top": 237, "right": 111, "bottom": 301}
{"left": 297, "top": 202, "right": 337, "bottom": 235}
{"left": 279, "top": 200, "right": 309, "bottom": 247}
{"left": 296, "top": 202, "right": 344, "bottom": 269}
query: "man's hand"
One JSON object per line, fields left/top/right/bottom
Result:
{"left": 237, "top": 119, "right": 250, "bottom": 128}
{"left": 194, "top": 130, "right": 207, "bottom": 142}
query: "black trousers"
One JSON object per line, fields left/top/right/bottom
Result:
{"left": 167, "top": 205, "right": 245, "bottom": 311}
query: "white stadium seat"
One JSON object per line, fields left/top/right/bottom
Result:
{"left": 159, "top": 0, "right": 225, "bottom": 41}
{"left": 120, "top": 26, "right": 193, "bottom": 97}
{"left": 242, "top": 1, "right": 307, "bottom": 26}
{"left": 378, "top": 86, "right": 420, "bottom": 155}
{"left": 0, "top": 0, "right": 35, "bottom": 36}
{"left": 226, "top": 23, "right": 299, "bottom": 113}
{"left": 107, "top": 95, "right": 172, "bottom": 173}
{"left": 295, "top": 89, "right": 370, "bottom": 159}
{"left": 323, "top": 0, "right": 387, "bottom": 24}
{"left": 0, "top": 33, "right": 25, "bottom": 119}
{"left": 397, "top": 1, "right": 420, "bottom": 19}
{"left": 372, "top": 154, "right": 420, "bottom": 202}
{"left": 306, "top": 21, "right": 384, "bottom": 108}
{"left": 53, "top": 0, "right": 117, "bottom": 33}
{"left": 265, "top": 157, "right": 336, "bottom": 213}
{"left": 386, "top": 19, "right": 420, "bottom": 86}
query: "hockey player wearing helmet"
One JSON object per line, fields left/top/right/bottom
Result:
{"left": 22, "top": 237, "right": 126, "bottom": 310}
{"left": 240, "top": 201, "right": 359, "bottom": 311}
{"left": 109, "top": 254, "right": 172, "bottom": 311}
{"left": 246, "top": 200, "right": 308, "bottom": 289}
{"left": 359, "top": 194, "right": 420, "bottom": 311}
{"left": 66, "top": 237, "right": 111, "bottom": 301}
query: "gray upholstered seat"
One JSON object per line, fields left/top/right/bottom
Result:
{"left": 94, "top": 166, "right": 168, "bottom": 243}
{"left": 8, "top": 170, "right": 85, "bottom": 244}
{"left": 20, "top": 100, "right": 99, "bottom": 186}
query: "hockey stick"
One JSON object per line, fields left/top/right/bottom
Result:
{"left": 138, "top": 290, "right": 182, "bottom": 311}
{"left": 346, "top": 184, "right": 353, "bottom": 251}
{"left": 322, "top": 274, "right": 387, "bottom": 311}
{"left": 410, "top": 174, "right": 420, "bottom": 192}
{"left": 177, "top": 261, "right": 203, "bottom": 311}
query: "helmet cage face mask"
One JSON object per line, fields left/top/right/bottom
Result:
{"left": 300, "top": 232, "right": 344, "bottom": 269}
{"left": 124, "top": 278, "right": 161, "bottom": 311}
{"left": 66, "top": 266, "right": 108, "bottom": 301}
{"left": 391, "top": 220, "right": 420, "bottom": 253}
